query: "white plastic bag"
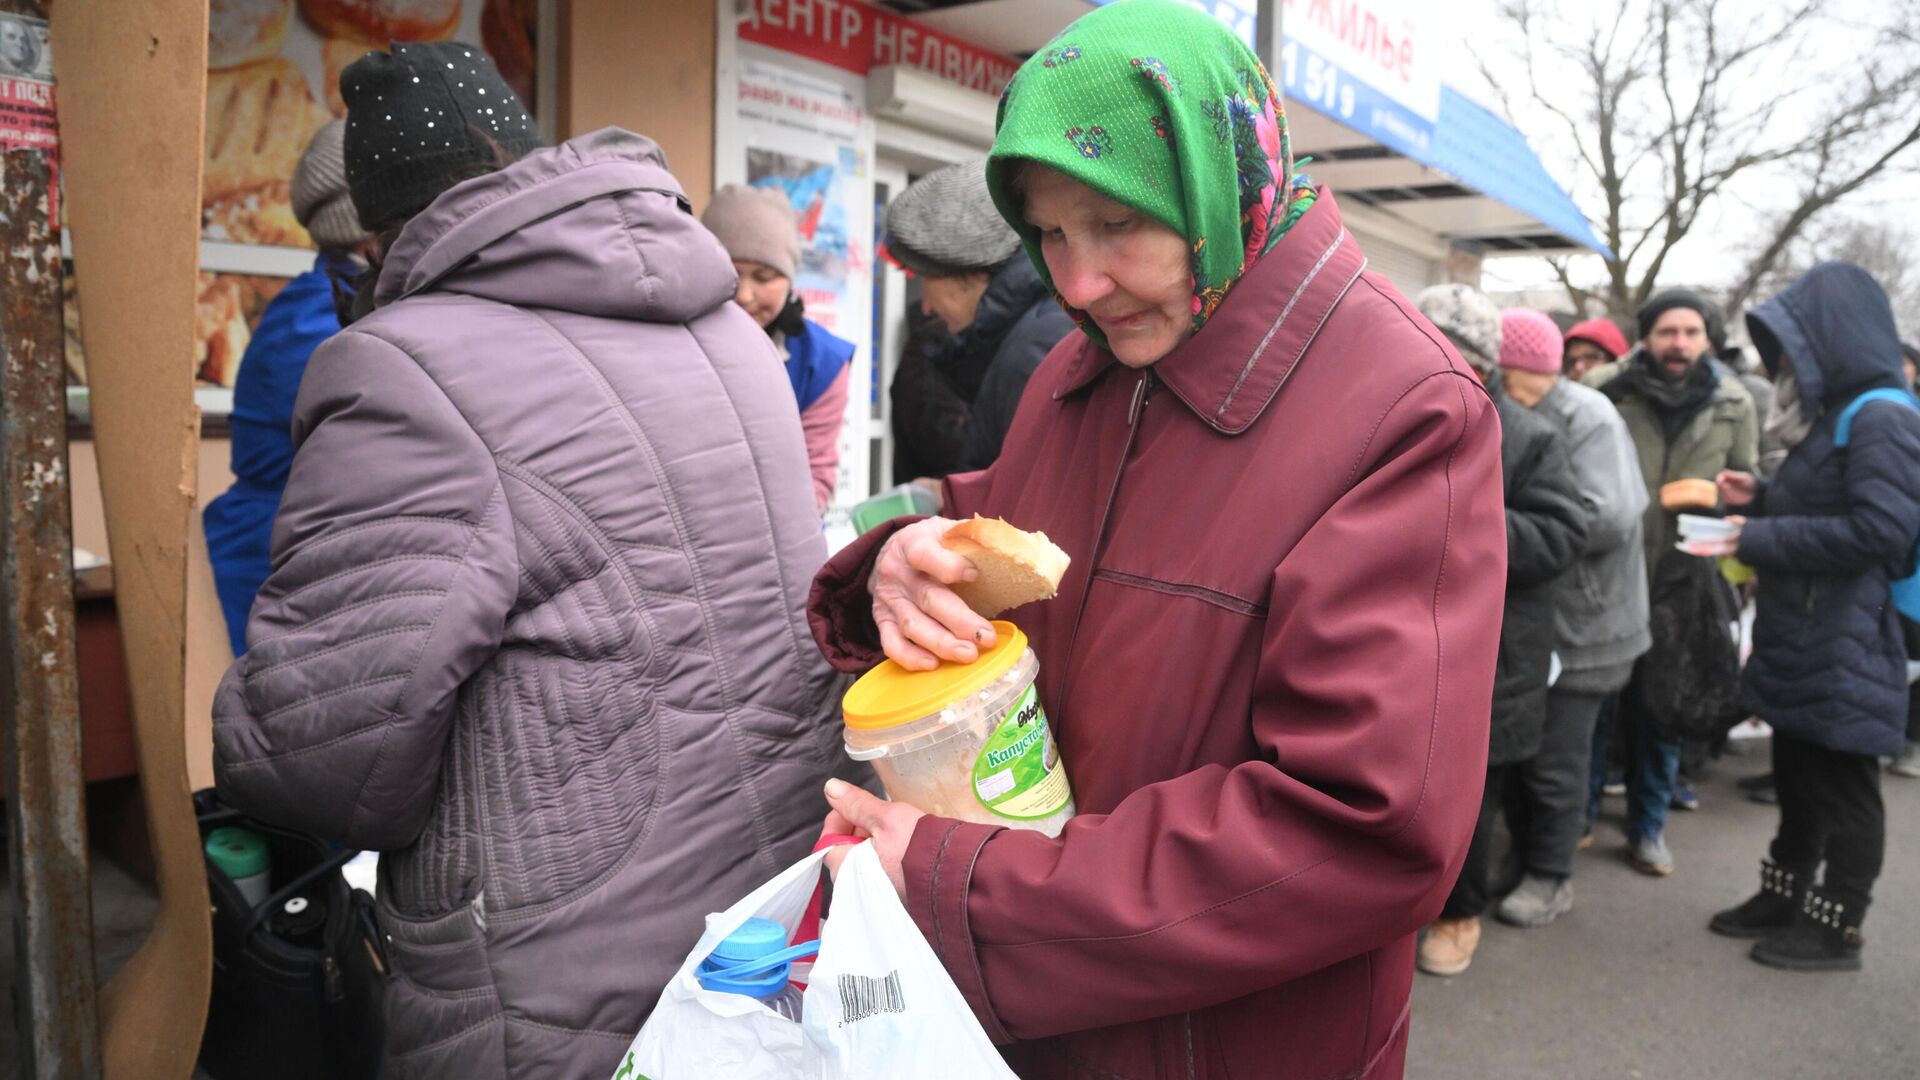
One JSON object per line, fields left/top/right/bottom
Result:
{"left": 612, "top": 842, "right": 1017, "bottom": 1080}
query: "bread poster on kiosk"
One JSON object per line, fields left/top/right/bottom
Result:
{"left": 192, "top": 0, "right": 540, "bottom": 388}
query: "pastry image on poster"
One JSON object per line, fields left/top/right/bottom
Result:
{"left": 62, "top": 262, "right": 87, "bottom": 385}
{"left": 63, "top": 267, "right": 291, "bottom": 390}
{"left": 201, "top": 0, "right": 538, "bottom": 250}
{"left": 195, "top": 272, "right": 292, "bottom": 388}
{"left": 203, "top": 55, "right": 333, "bottom": 247}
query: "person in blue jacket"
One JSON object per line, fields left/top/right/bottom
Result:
{"left": 203, "top": 119, "right": 373, "bottom": 655}
{"left": 1706, "top": 263, "right": 1920, "bottom": 971}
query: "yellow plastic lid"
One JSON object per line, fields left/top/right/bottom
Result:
{"left": 842, "top": 621, "right": 1027, "bottom": 731}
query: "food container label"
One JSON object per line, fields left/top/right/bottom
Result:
{"left": 971, "top": 685, "right": 1072, "bottom": 821}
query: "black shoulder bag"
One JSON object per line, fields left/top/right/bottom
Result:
{"left": 195, "top": 789, "right": 388, "bottom": 1079}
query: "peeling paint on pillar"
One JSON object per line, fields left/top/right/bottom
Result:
{"left": 1, "top": 146, "right": 103, "bottom": 1078}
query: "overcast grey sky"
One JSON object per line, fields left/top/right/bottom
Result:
{"left": 1432, "top": 0, "right": 1920, "bottom": 304}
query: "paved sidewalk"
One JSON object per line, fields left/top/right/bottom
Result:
{"left": 6, "top": 739, "right": 1912, "bottom": 1078}
{"left": 1409, "top": 740, "right": 1920, "bottom": 1079}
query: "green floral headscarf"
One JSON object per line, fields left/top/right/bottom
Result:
{"left": 985, "top": 0, "right": 1315, "bottom": 349}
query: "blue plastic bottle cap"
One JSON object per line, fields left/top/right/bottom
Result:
{"left": 710, "top": 917, "right": 787, "bottom": 963}
{"left": 698, "top": 918, "right": 809, "bottom": 1000}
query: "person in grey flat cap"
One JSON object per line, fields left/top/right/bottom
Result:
{"left": 885, "top": 159, "right": 1075, "bottom": 470}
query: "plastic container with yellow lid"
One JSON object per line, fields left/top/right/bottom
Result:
{"left": 843, "top": 620, "right": 1074, "bottom": 836}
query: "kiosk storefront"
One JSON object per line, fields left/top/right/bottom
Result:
{"left": 713, "top": 0, "right": 1607, "bottom": 522}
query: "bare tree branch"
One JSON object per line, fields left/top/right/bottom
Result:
{"left": 1547, "top": 257, "right": 1596, "bottom": 315}
{"left": 1490, "top": 0, "right": 1920, "bottom": 319}
{"left": 1725, "top": 110, "right": 1920, "bottom": 313}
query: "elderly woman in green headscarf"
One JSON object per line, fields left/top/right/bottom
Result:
{"left": 810, "top": 3, "right": 1506, "bottom": 1076}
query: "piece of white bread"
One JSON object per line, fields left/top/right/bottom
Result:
{"left": 1660, "top": 478, "right": 1718, "bottom": 511}
{"left": 940, "top": 516, "right": 1071, "bottom": 618}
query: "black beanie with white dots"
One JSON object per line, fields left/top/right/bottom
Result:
{"left": 340, "top": 41, "right": 547, "bottom": 231}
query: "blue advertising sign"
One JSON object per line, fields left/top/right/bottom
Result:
{"left": 1280, "top": 36, "right": 1435, "bottom": 158}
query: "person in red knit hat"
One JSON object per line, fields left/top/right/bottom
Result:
{"left": 1563, "top": 317, "right": 1631, "bottom": 381}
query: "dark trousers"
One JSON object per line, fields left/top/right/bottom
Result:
{"left": 1617, "top": 675, "right": 1680, "bottom": 840}
{"left": 1442, "top": 762, "right": 1515, "bottom": 920}
{"left": 1585, "top": 694, "right": 1618, "bottom": 823}
{"left": 1506, "top": 689, "right": 1607, "bottom": 879}
{"left": 1769, "top": 732, "right": 1885, "bottom": 910}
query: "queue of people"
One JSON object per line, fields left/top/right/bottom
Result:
{"left": 201, "top": 2, "right": 1917, "bottom": 1076}
{"left": 1401, "top": 271, "right": 1920, "bottom": 982}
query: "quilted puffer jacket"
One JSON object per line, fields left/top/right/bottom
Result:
{"left": 212, "top": 128, "right": 852, "bottom": 1078}
{"left": 1488, "top": 384, "right": 1588, "bottom": 765}
{"left": 1739, "top": 262, "right": 1920, "bottom": 757}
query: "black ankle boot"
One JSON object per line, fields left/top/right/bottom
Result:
{"left": 1750, "top": 887, "right": 1865, "bottom": 972}
{"left": 1709, "top": 860, "right": 1804, "bottom": 938}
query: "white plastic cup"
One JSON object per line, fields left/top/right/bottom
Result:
{"left": 1677, "top": 513, "right": 1738, "bottom": 541}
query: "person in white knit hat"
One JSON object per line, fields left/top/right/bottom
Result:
{"left": 703, "top": 183, "right": 856, "bottom": 514}
{"left": 204, "top": 118, "right": 374, "bottom": 656}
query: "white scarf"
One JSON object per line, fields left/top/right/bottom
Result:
{"left": 1767, "top": 366, "right": 1816, "bottom": 452}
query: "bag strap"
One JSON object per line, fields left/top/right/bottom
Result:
{"left": 1833, "top": 388, "right": 1919, "bottom": 448}
{"left": 239, "top": 846, "right": 361, "bottom": 938}
{"left": 703, "top": 940, "right": 824, "bottom": 982}
{"left": 1832, "top": 389, "right": 1920, "bottom": 583}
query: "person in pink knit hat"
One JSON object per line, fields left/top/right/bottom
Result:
{"left": 703, "top": 184, "right": 855, "bottom": 515}
{"left": 1493, "top": 307, "right": 1652, "bottom": 929}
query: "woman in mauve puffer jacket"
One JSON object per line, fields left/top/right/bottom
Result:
{"left": 213, "top": 44, "right": 854, "bottom": 1079}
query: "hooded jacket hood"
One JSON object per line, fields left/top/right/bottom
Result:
{"left": 1746, "top": 261, "right": 1906, "bottom": 412}
{"left": 373, "top": 127, "right": 737, "bottom": 324}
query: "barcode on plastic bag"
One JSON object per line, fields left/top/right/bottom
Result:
{"left": 839, "top": 970, "right": 905, "bottom": 1024}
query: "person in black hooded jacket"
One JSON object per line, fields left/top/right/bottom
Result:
{"left": 1705, "top": 263, "right": 1920, "bottom": 971}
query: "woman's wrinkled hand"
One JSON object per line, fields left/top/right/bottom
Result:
{"left": 820, "top": 780, "right": 925, "bottom": 898}
{"left": 1717, "top": 469, "right": 1758, "bottom": 508}
{"left": 869, "top": 517, "right": 995, "bottom": 671}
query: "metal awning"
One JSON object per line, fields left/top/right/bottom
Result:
{"left": 1286, "top": 86, "right": 1611, "bottom": 257}
{"left": 890, "top": 0, "right": 1610, "bottom": 258}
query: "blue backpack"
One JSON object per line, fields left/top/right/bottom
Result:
{"left": 1833, "top": 387, "right": 1920, "bottom": 621}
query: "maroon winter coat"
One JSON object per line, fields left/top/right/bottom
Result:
{"left": 810, "top": 192, "right": 1505, "bottom": 1080}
